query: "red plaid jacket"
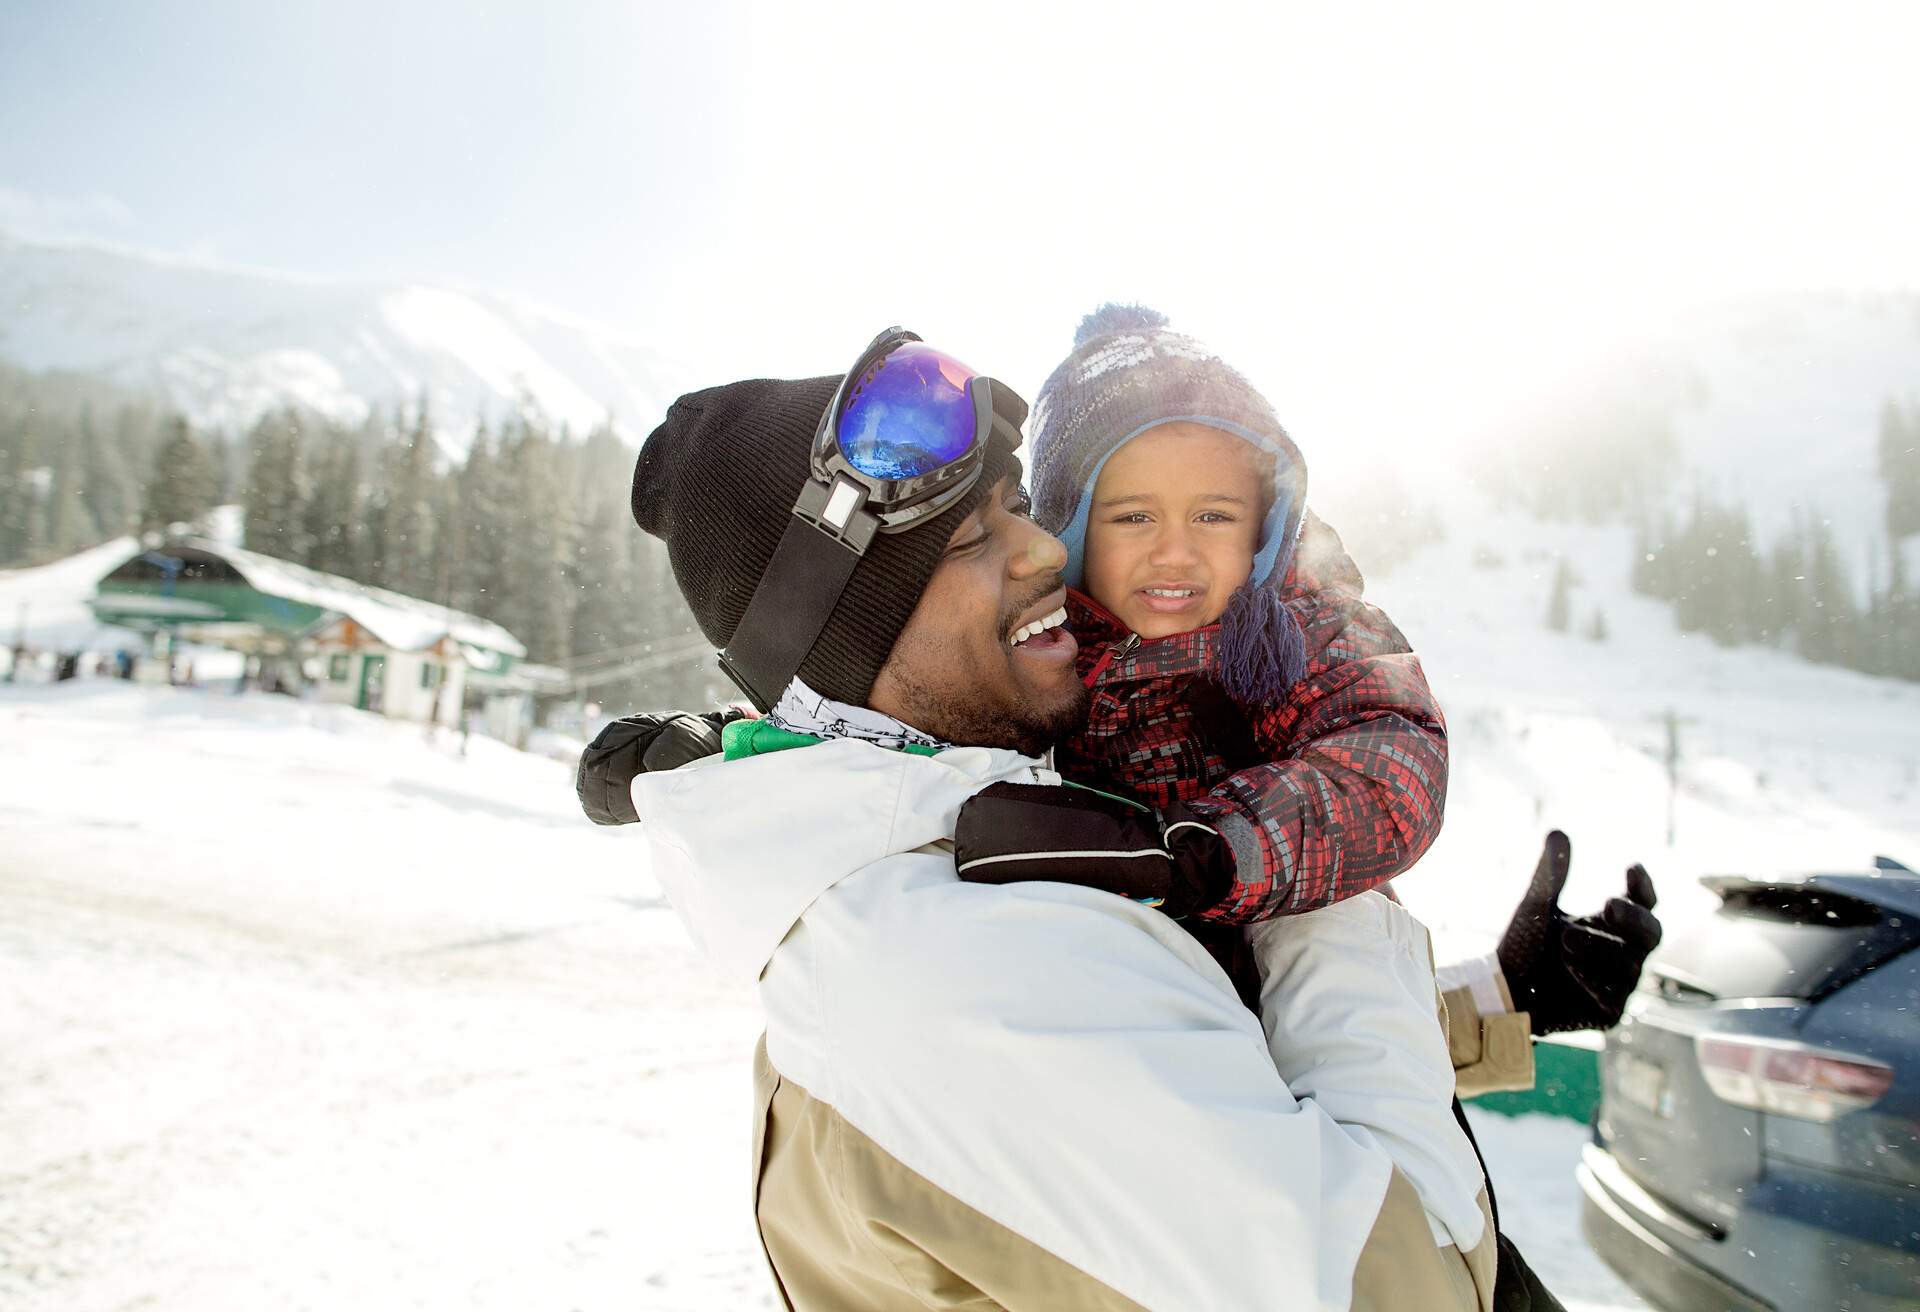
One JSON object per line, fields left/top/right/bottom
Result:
{"left": 1057, "top": 512, "right": 1448, "bottom": 927}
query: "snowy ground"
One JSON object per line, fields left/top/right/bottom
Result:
{"left": 0, "top": 683, "right": 770, "bottom": 1311}
{"left": 0, "top": 680, "right": 1651, "bottom": 1311}
{"left": 12, "top": 502, "right": 1918, "bottom": 1311}
{"left": 1361, "top": 483, "right": 1920, "bottom": 966}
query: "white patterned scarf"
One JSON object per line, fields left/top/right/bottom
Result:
{"left": 765, "top": 677, "right": 951, "bottom": 753}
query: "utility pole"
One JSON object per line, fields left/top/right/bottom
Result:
{"left": 1661, "top": 707, "right": 1698, "bottom": 848}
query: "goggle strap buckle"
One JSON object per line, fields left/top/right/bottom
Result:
{"left": 718, "top": 487, "right": 875, "bottom": 711}
{"left": 794, "top": 474, "right": 879, "bottom": 552}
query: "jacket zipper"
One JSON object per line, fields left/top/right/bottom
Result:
{"left": 1081, "top": 631, "right": 1140, "bottom": 688}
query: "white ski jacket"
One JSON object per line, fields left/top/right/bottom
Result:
{"left": 635, "top": 736, "right": 1494, "bottom": 1312}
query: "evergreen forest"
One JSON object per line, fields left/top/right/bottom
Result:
{"left": 0, "top": 363, "right": 718, "bottom": 712}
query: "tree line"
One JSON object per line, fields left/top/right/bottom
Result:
{"left": 0, "top": 365, "right": 722, "bottom": 712}
{"left": 1625, "top": 399, "right": 1920, "bottom": 682}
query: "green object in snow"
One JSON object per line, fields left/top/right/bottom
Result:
{"left": 1469, "top": 1036, "right": 1602, "bottom": 1124}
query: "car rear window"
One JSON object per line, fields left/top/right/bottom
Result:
{"left": 1653, "top": 888, "right": 1887, "bottom": 1001}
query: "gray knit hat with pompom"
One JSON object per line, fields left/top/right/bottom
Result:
{"left": 1028, "top": 304, "right": 1309, "bottom": 704}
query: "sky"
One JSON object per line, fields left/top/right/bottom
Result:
{"left": 3, "top": 1, "right": 1920, "bottom": 470}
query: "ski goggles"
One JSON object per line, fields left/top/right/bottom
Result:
{"left": 719, "top": 327, "right": 1028, "bottom": 710}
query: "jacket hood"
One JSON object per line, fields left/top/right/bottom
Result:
{"left": 631, "top": 737, "right": 1050, "bottom": 985}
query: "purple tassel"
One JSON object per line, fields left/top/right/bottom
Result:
{"left": 1214, "top": 581, "right": 1307, "bottom": 706}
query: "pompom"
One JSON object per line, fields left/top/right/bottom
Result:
{"left": 1214, "top": 580, "right": 1308, "bottom": 705}
{"left": 1073, "top": 303, "right": 1170, "bottom": 349}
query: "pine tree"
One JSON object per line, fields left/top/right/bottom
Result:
{"left": 1799, "top": 517, "right": 1860, "bottom": 666}
{"left": 241, "top": 408, "right": 311, "bottom": 560}
{"left": 43, "top": 422, "right": 92, "bottom": 555}
{"left": 355, "top": 409, "right": 395, "bottom": 586}
{"left": 450, "top": 423, "right": 513, "bottom": 618}
{"left": 79, "top": 406, "right": 141, "bottom": 542}
{"left": 492, "top": 418, "right": 572, "bottom": 661}
{"left": 1631, "top": 509, "right": 1680, "bottom": 600}
{"left": 382, "top": 398, "right": 440, "bottom": 599}
{"left": 1587, "top": 608, "right": 1609, "bottom": 642}
{"left": 1880, "top": 398, "right": 1920, "bottom": 541}
{"left": 305, "top": 423, "right": 366, "bottom": 578}
{"left": 0, "top": 413, "right": 41, "bottom": 563}
{"left": 571, "top": 489, "right": 640, "bottom": 660}
{"left": 1766, "top": 525, "right": 1808, "bottom": 647}
{"left": 141, "top": 416, "right": 219, "bottom": 536}
{"left": 1546, "top": 558, "right": 1573, "bottom": 632}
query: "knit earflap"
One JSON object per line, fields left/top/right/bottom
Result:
{"left": 1214, "top": 579, "right": 1309, "bottom": 706}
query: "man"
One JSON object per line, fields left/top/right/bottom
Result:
{"left": 620, "top": 332, "right": 1499, "bottom": 1311}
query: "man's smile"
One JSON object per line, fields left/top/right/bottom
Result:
{"left": 1004, "top": 588, "right": 1077, "bottom": 663}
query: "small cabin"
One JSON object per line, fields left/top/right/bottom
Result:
{"left": 89, "top": 539, "right": 540, "bottom": 731}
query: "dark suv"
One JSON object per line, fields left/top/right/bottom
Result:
{"left": 1580, "top": 861, "right": 1920, "bottom": 1311}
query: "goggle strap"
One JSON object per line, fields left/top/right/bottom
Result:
{"left": 718, "top": 503, "right": 871, "bottom": 711}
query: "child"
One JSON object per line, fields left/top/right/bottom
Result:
{"left": 949, "top": 306, "right": 1495, "bottom": 1273}
{"left": 954, "top": 305, "right": 1448, "bottom": 1003}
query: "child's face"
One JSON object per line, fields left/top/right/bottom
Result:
{"left": 1083, "top": 422, "right": 1264, "bottom": 639}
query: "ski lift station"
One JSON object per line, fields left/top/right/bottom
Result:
{"left": 87, "top": 540, "right": 566, "bottom": 740}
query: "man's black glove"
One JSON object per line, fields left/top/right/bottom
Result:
{"left": 1496, "top": 830, "right": 1662, "bottom": 1036}
{"left": 575, "top": 711, "right": 735, "bottom": 826}
{"left": 953, "top": 781, "right": 1235, "bottom": 918}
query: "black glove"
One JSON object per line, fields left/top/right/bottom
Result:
{"left": 575, "top": 711, "right": 735, "bottom": 826}
{"left": 953, "top": 781, "right": 1235, "bottom": 918}
{"left": 1496, "top": 830, "right": 1662, "bottom": 1036}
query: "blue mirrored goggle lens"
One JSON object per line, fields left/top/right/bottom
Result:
{"left": 836, "top": 341, "right": 980, "bottom": 481}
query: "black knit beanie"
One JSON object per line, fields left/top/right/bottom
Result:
{"left": 631, "top": 375, "right": 1019, "bottom": 707}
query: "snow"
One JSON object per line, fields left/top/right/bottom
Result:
{"left": 1464, "top": 1111, "right": 1648, "bottom": 1312}
{"left": 0, "top": 681, "right": 1655, "bottom": 1310}
{"left": 383, "top": 286, "right": 611, "bottom": 439}
{"left": 1364, "top": 480, "right": 1920, "bottom": 965}
{"left": 0, "top": 231, "right": 690, "bottom": 446}
{"left": 0, "top": 683, "right": 770, "bottom": 1311}
{"left": 0, "top": 536, "right": 142, "bottom": 649}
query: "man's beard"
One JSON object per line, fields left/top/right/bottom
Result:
{"left": 878, "top": 573, "right": 1087, "bottom": 756}
{"left": 885, "top": 659, "right": 1089, "bottom": 758}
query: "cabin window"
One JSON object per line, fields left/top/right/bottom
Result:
{"left": 328, "top": 654, "right": 349, "bottom": 682}
{"left": 419, "top": 662, "right": 439, "bottom": 690}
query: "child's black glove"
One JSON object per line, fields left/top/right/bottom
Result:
{"left": 1496, "top": 830, "right": 1662, "bottom": 1035}
{"left": 576, "top": 711, "right": 734, "bottom": 826}
{"left": 953, "top": 781, "right": 1235, "bottom": 918}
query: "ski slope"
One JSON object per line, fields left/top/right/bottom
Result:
{"left": 1366, "top": 486, "right": 1920, "bottom": 966}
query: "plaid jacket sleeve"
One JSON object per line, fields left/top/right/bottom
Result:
{"left": 1186, "top": 514, "right": 1450, "bottom": 924}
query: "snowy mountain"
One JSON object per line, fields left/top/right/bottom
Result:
{"left": 0, "top": 231, "right": 690, "bottom": 445}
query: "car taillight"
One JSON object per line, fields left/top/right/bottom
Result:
{"left": 1695, "top": 1034, "right": 1894, "bottom": 1123}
